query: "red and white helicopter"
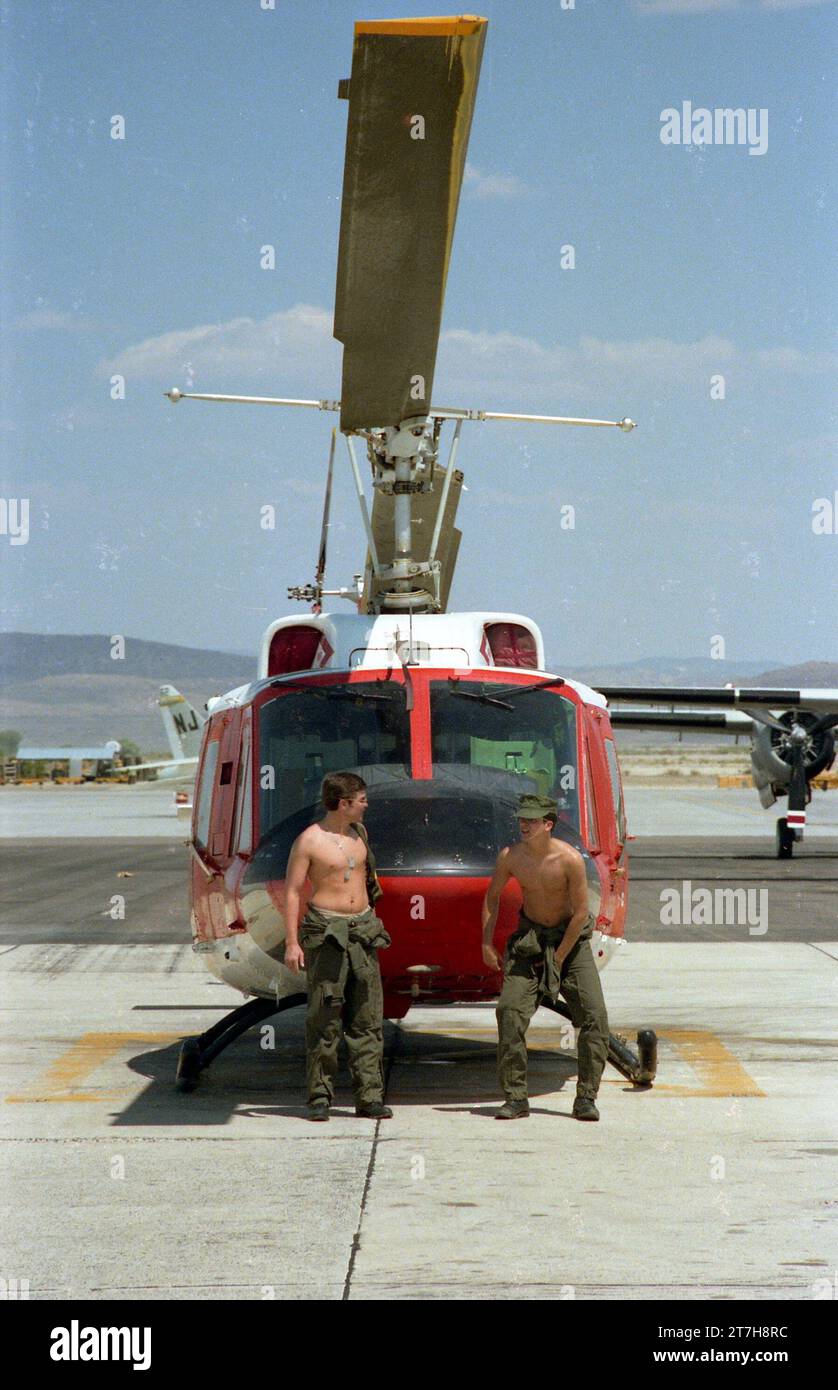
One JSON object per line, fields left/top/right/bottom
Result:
{"left": 164, "top": 15, "right": 833, "bottom": 1091}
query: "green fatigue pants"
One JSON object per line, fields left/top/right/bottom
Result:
{"left": 496, "top": 911, "right": 609, "bottom": 1103}
{"left": 298, "top": 904, "right": 391, "bottom": 1108}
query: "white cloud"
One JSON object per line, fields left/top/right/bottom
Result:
{"left": 578, "top": 333, "right": 737, "bottom": 373}
{"left": 97, "top": 303, "right": 340, "bottom": 387}
{"left": 438, "top": 326, "right": 835, "bottom": 405}
{"left": 464, "top": 163, "right": 528, "bottom": 199}
{"left": 753, "top": 346, "right": 837, "bottom": 372}
{"left": 99, "top": 306, "right": 836, "bottom": 412}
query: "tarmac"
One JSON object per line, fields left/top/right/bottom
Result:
{"left": 3, "top": 779, "right": 837, "bottom": 840}
{"left": 1, "top": 783, "right": 836, "bottom": 1300}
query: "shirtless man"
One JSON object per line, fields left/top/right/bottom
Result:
{"left": 284, "top": 771, "right": 392, "bottom": 1122}
{"left": 482, "top": 792, "right": 609, "bottom": 1121}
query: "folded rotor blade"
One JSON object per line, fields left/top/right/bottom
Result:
{"left": 334, "top": 15, "right": 488, "bottom": 432}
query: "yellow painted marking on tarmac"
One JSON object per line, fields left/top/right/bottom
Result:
{"left": 401, "top": 1025, "right": 765, "bottom": 1097}
{"left": 5, "top": 1032, "right": 179, "bottom": 1103}
{"left": 5, "top": 1027, "right": 765, "bottom": 1103}
{"left": 658, "top": 1029, "right": 765, "bottom": 1097}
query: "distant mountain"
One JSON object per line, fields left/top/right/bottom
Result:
{"left": 563, "top": 656, "right": 783, "bottom": 688}
{"left": 0, "top": 633, "right": 254, "bottom": 749}
{"left": 736, "top": 661, "right": 838, "bottom": 688}
{"left": 564, "top": 656, "right": 838, "bottom": 690}
{"left": 1, "top": 633, "right": 834, "bottom": 751}
{"left": 0, "top": 632, "right": 251, "bottom": 685}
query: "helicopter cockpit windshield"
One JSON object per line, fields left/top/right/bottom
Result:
{"left": 253, "top": 676, "right": 582, "bottom": 875}
{"left": 429, "top": 680, "right": 580, "bottom": 831}
{"left": 258, "top": 679, "right": 411, "bottom": 845}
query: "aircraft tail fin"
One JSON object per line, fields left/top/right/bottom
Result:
{"left": 158, "top": 685, "right": 205, "bottom": 760}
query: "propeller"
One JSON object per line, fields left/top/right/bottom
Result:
{"left": 785, "top": 725, "right": 810, "bottom": 819}
{"left": 333, "top": 16, "right": 488, "bottom": 432}
{"left": 770, "top": 711, "right": 838, "bottom": 822}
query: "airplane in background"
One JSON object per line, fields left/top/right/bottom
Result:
{"left": 157, "top": 685, "right": 205, "bottom": 771}
{"left": 109, "top": 687, "right": 205, "bottom": 811}
{"left": 603, "top": 689, "right": 837, "bottom": 858}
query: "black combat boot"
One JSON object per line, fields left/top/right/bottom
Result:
{"left": 306, "top": 1101, "right": 330, "bottom": 1122}
{"left": 572, "top": 1096, "right": 599, "bottom": 1121}
{"left": 495, "top": 1099, "right": 530, "bottom": 1119}
{"left": 355, "top": 1101, "right": 393, "bottom": 1119}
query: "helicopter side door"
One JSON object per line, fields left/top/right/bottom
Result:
{"left": 601, "top": 721, "right": 628, "bottom": 933}
{"left": 583, "top": 705, "right": 627, "bottom": 934}
{"left": 190, "top": 707, "right": 244, "bottom": 942}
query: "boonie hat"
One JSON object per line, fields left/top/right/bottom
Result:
{"left": 517, "top": 793, "right": 558, "bottom": 821}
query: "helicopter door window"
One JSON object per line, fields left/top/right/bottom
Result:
{"left": 232, "top": 718, "right": 253, "bottom": 856}
{"left": 583, "top": 750, "right": 599, "bottom": 851}
{"left": 194, "top": 739, "right": 219, "bottom": 852}
{"left": 208, "top": 710, "right": 243, "bottom": 861}
{"left": 604, "top": 738, "right": 627, "bottom": 846}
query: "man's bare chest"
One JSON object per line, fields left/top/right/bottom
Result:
{"left": 513, "top": 852, "right": 568, "bottom": 896}
{"left": 312, "top": 829, "right": 367, "bottom": 879}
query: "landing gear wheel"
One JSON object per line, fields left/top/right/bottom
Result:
{"left": 776, "top": 817, "right": 794, "bottom": 860}
{"left": 176, "top": 1038, "right": 202, "bottom": 1092}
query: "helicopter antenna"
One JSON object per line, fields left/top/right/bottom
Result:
{"left": 314, "top": 430, "right": 336, "bottom": 611}
{"left": 307, "top": 428, "right": 337, "bottom": 613}
{"left": 287, "top": 427, "right": 367, "bottom": 610}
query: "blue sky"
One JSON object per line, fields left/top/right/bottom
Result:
{"left": 2, "top": 0, "right": 836, "bottom": 667}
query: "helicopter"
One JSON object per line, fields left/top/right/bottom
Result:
{"left": 167, "top": 13, "right": 653, "bottom": 1091}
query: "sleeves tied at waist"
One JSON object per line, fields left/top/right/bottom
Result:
{"left": 506, "top": 919, "right": 569, "bottom": 1005}
{"left": 298, "top": 904, "right": 391, "bottom": 1013}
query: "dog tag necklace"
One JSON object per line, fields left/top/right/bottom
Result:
{"left": 322, "top": 827, "right": 355, "bottom": 881}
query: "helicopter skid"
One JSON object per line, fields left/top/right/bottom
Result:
{"left": 540, "top": 997, "right": 658, "bottom": 1088}
{"left": 176, "top": 993, "right": 306, "bottom": 1092}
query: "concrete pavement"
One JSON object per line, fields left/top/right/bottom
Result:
{"left": 2, "top": 939, "right": 835, "bottom": 1300}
